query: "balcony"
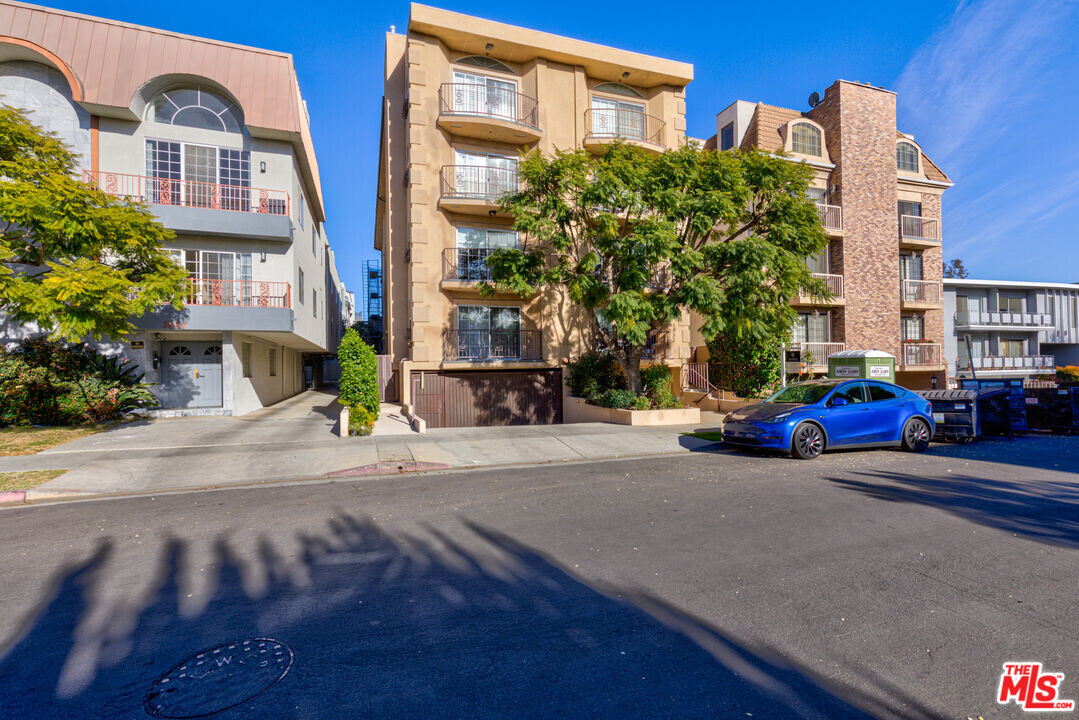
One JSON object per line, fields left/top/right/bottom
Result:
{"left": 816, "top": 204, "right": 843, "bottom": 234}
{"left": 444, "top": 329, "right": 542, "bottom": 362}
{"left": 961, "top": 355, "right": 1055, "bottom": 373}
{"left": 899, "top": 215, "right": 941, "bottom": 248}
{"left": 900, "top": 342, "right": 943, "bottom": 368}
{"left": 438, "top": 165, "right": 519, "bottom": 217}
{"left": 788, "top": 341, "right": 845, "bottom": 370}
{"left": 133, "top": 278, "right": 293, "bottom": 333}
{"left": 437, "top": 83, "right": 542, "bottom": 144}
{"left": 84, "top": 170, "right": 292, "bottom": 242}
{"left": 794, "top": 273, "right": 844, "bottom": 306}
{"left": 901, "top": 279, "right": 942, "bottom": 308}
{"left": 583, "top": 108, "right": 665, "bottom": 153}
{"left": 954, "top": 311, "right": 1054, "bottom": 330}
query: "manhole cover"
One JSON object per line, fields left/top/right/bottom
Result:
{"left": 144, "top": 638, "right": 294, "bottom": 718}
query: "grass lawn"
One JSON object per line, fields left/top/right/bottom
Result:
{"left": 683, "top": 430, "right": 725, "bottom": 443}
{"left": 0, "top": 469, "right": 67, "bottom": 492}
{"left": 0, "top": 425, "right": 107, "bottom": 456}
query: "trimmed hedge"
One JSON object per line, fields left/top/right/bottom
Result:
{"left": 338, "top": 329, "right": 380, "bottom": 418}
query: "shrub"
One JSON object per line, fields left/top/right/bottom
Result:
{"left": 632, "top": 394, "right": 651, "bottom": 411}
{"left": 1057, "top": 366, "right": 1079, "bottom": 385}
{"left": 338, "top": 329, "right": 380, "bottom": 417}
{"left": 348, "top": 404, "right": 376, "bottom": 436}
{"left": 640, "top": 364, "right": 672, "bottom": 394}
{"left": 0, "top": 337, "right": 157, "bottom": 426}
{"left": 594, "top": 388, "right": 637, "bottom": 409}
{"left": 706, "top": 329, "right": 784, "bottom": 399}
{"left": 567, "top": 352, "right": 625, "bottom": 400}
{"left": 648, "top": 385, "right": 683, "bottom": 410}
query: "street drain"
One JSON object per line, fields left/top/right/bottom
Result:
{"left": 144, "top": 638, "right": 294, "bottom": 718}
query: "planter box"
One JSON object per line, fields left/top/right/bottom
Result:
{"left": 563, "top": 395, "right": 700, "bottom": 426}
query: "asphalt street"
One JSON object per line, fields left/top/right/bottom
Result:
{"left": 1, "top": 436, "right": 1077, "bottom": 718}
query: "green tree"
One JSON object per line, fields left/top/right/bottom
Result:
{"left": 484, "top": 142, "right": 829, "bottom": 394}
{"left": 705, "top": 328, "right": 784, "bottom": 399}
{"left": 337, "top": 328, "right": 380, "bottom": 417}
{"left": 0, "top": 104, "right": 186, "bottom": 341}
{"left": 942, "top": 258, "right": 969, "bottom": 279}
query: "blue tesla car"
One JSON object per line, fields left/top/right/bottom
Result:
{"left": 722, "top": 379, "right": 935, "bottom": 459}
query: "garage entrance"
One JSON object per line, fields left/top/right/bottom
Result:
{"left": 159, "top": 341, "right": 223, "bottom": 408}
{"left": 412, "top": 369, "right": 562, "bottom": 428}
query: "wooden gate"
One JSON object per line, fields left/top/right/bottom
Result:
{"left": 410, "top": 369, "right": 562, "bottom": 429}
{"left": 376, "top": 355, "right": 397, "bottom": 402}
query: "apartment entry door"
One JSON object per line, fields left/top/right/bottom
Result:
{"left": 160, "top": 342, "right": 223, "bottom": 408}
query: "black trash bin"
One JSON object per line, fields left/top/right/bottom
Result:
{"left": 917, "top": 388, "right": 1012, "bottom": 442}
{"left": 1026, "top": 387, "right": 1079, "bottom": 433}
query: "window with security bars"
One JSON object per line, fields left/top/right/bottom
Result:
{"left": 791, "top": 123, "right": 821, "bottom": 156}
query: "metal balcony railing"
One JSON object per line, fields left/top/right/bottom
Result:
{"left": 790, "top": 341, "right": 845, "bottom": 366}
{"left": 184, "top": 278, "right": 291, "bottom": 308}
{"left": 954, "top": 311, "right": 1054, "bottom": 328}
{"left": 439, "top": 83, "right": 539, "bottom": 128}
{"left": 642, "top": 332, "right": 668, "bottom": 360}
{"left": 444, "top": 246, "right": 516, "bottom": 282}
{"left": 963, "top": 355, "right": 1055, "bottom": 371}
{"left": 445, "top": 329, "right": 542, "bottom": 361}
{"left": 901, "top": 279, "right": 942, "bottom": 303}
{"left": 808, "top": 272, "right": 844, "bottom": 298}
{"left": 816, "top": 203, "right": 842, "bottom": 231}
{"left": 899, "top": 215, "right": 940, "bottom": 241}
{"left": 84, "top": 170, "right": 290, "bottom": 215}
{"left": 901, "top": 342, "right": 942, "bottom": 366}
{"left": 440, "top": 165, "right": 519, "bottom": 201}
{"left": 585, "top": 108, "right": 665, "bottom": 146}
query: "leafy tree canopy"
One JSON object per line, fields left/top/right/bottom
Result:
{"left": 943, "top": 258, "right": 969, "bottom": 279}
{"left": 482, "top": 142, "right": 830, "bottom": 392}
{"left": 0, "top": 104, "right": 186, "bottom": 341}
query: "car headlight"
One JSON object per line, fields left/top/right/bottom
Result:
{"left": 761, "top": 413, "right": 792, "bottom": 424}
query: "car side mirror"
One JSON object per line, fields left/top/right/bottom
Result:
{"left": 830, "top": 397, "right": 848, "bottom": 407}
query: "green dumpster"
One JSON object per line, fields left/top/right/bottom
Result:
{"left": 828, "top": 350, "right": 896, "bottom": 383}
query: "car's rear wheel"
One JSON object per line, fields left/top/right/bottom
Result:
{"left": 902, "top": 418, "right": 931, "bottom": 452}
{"left": 791, "top": 422, "right": 824, "bottom": 459}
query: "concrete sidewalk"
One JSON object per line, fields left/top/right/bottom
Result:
{"left": 1, "top": 414, "right": 725, "bottom": 503}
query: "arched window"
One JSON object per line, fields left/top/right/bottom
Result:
{"left": 897, "top": 142, "right": 920, "bottom": 173}
{"left": 168, "top": 345, "right": 191, "bottom": 356}
{"left": 146, "top": 86, "right": 243, "bottom": 133}
{"left": 455, "top": 56, "right": 514, "bottom": 74}
{"left": 791, "top": 122, "right": 822, "bottom": 156}
{"left": 593, "top": 82, "right": 643, "bottom": 98}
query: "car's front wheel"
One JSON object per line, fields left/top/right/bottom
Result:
{"left": 791, "top": 422, "right": 825, "bottom": 460}
{"left": 902, "top": 418, "right": 931, "bottom": 452}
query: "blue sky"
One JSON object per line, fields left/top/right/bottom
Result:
{"left": 49, "top": 0, "right": 1079, "bottom": 305}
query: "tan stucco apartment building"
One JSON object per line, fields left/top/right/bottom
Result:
{"left": 0, "top": 1, "right": 349, "bottom": 414}
{"left": 376, "top": 4, "right": 694, "bottom": 427}
{"left": 707, "top": 81, "right": 953, "bottom": 389}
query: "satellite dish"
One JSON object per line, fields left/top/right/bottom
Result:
{"left": 808, "top": 91, "right": 821, "bottom": 107}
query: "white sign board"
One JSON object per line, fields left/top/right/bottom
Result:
{"left": 868, "top": 365, "right": 891, "bottom": 378}
{"left": 833, "top": 365, "right": 860, "bottom": 378}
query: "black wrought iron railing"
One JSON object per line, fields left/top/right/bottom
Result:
{"left": 439, "top": 83, "right": 540, "bottom": 128}
{"left": 444, "top": 329, "right": 542, "bottom": 361}
{"left": 584, "top": 108, "right": 665, "bottom": 146}
{"left": 440, "top": 165, "right": 520, "bottom": 200}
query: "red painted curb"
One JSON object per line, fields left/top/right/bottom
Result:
{"left": 0, "top": 491, "right": 27, "bottom": 504}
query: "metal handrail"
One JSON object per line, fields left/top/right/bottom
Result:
{"left": 899, "top": 214, "right": 940, "bottom": 241}
{"left": 901, "top": 279, "right": 942, "bottom": 303}
{"left": 791, "top": 342, "right": 845, "bottom": 365}
{"left": 816, "top": 203, "right": 842, "bottom": 230}
{"left": 805, "top": 272, "right": 844, "bottom": 298}
{"left": 444, "top": 329, "right": 542, "bottom": 361}
{"left": 83, "top": 170, "right": 290, "bottom": 216}
{"left": 584, "top": 108, "right": 665, "bottom": 146}
{"left": 901, "top": 342, "right": 942, "bottom": 365}
{"left": 954, "top": 311, "right": 1054, "bottom": 328}
{"left": 439, "top": 83, "right": 539, "bottom": 129}
{"left": 682, "top": 362, "right": 719, "bottom": 394}
{"left": 440, "top": 165, "right": 520, "bottom": 200}
{"left": 184, "top": 278, "right": 291, "bottom": 308}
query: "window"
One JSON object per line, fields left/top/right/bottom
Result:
{"left": 453, "top": 150, "right": 518, "bottom": 197}
{"left": 299, "top": 268, "right": 305, "bottom": 303}
{"left": 832, "top": 382, "right": 868, "bottom": 404}
{"left": 897, "top": 142, "right": 919, "bottom": 173}
{"left": 241, "top": 342, "right": 252, "bottom": 377}
{"left": 312, "top": 226, "right": 316, "bottom": 257}
{"left": 170, "top": 250, "right": 253, "bottom": 305}
{"left": 901, "top": 315, "right": 925, "bottom": 341}
{"left": 451, "top": 70, "right": 517, "bottom": 120}
{"left": 456, "top": 227, "right": 519, "bottom": 281}
{"left": 145, "top": 141, "right": 250, "bottom": 209}
{"left": 1000, "top": 339, "right": 1025, "bottom": 357}
{"left": 269, "top": 348, "right": 277, "bottom": 376}
{"left": 899, "top": 253, "right": 923, "bottom": 280}
{"left": 805, "top": 250, "right": 829, "bottom": 275}
{"left": 146, "top": 86, "right": 242, "bottom": 133}
{"left": 720, "top": 122, "right": 735, "bottom": 151}
{"left": 298, "top": 193, "right": 305, "bottom": 229}
{"left": 1000, "top": 295, "right": 1024, "bottom": 313}
{"left": 591, "top": 96, "right": 647, "bottom": 139}
{"left": 805, "top": 187, "right": 827, "bottom": 204}
{"left": 898, "top": 200, "right": 922, "bottom": 219}
{"left": 456, "top": 305, "right": 522, "bottom": 359}
{"left": 792, "top": 312, "right": 829, "bottom": 344}
{"left": 867, "top": 383, "right": 900, "bottom": 402}
{"left": 312, "top": 289, "right": 317, "bottom": 317}
{"left": 592, "top": 82, "right": 643, "bottom": 98}
{"left": 455, "top": 55, "right": 513, "bottom": 73}
{"left": 791, "top": 122, "right": 822, "bottom": 156}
